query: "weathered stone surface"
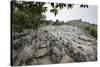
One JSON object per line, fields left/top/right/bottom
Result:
{"left": 39, "top": 44, "right": 47, "bottom": 48}
{"left": 49, "top": 47, "right": 63, "bottom": 63}
{"left": 60, "top": 55, "right": 74, "bottom": 63}
{"left": 37, "top": 56, "right": 52, "bottom": 64}
{"left": 19, "top": 46, "right": 34, "bottom": 60}
{"left": 35, "top": 48, "right": 48, "bottom": 58}
{"left": 12, "top": 25, "right": 97, "bottom": 66}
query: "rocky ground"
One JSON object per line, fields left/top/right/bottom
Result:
{"left": 12, "top": 25, "right": 97, "bottom": 66}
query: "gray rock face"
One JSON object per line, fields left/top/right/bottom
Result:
{"left": 12, "top": 25, "right": 97, "bottom": 66}
{"left": 50, "top": 46, "right": 63, "bottom": 63}
{"left": 60, "top": 55, "right": 74, "bottom": 63}
{"left": 19, "top": 46, "right": 34, "bottom": 60}
{"left": 35, "top": 48, "right": 48, "bottom": 58}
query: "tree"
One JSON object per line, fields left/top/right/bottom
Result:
{"left": 11, "top": 0, "right": 88, "bottom": 31}
{"left": 12, "top": 1, "right": 47, "bottom": 31}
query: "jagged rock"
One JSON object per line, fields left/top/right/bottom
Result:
{"left": 39, "top": 43, "right": 47, "bottom": 48}
{"left": 12, "top": 38, "right": 23, "bottom": 50}
{"left": 78, "top": 35, "right": 94, "bottom": 42}
{"left": 35, "top": 48, "right": 48, "bottom": 58}
{"left": 37, "top": 56, "right": 52, "bottom": 64}
{"left": 64, "top": 41, "right": 97, "bottom": 62}
{"left": 60, "top": 55, "right": 74, "bottom": 63}
{"left": 49, "top": 47, "right": 63, "bottom": 63}
{"left": 19, "top": 46, "right": 34, "bottom": 60}
{"left": 12, "top": 25, "right": 97, "bottom": 66}
{"left": 29, "top": 58, "right": 38, "bottom": 65}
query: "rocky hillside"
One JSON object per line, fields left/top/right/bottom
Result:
{"left": 12, "top": 24, "right": 97, "bottom": 66}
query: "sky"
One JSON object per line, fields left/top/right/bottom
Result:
{"left": 43, "top": 3, "right": 97, "bottom": 24}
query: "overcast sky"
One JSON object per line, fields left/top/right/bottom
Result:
{"left": 43, "top": 4, "right": 97, "bottom": 24}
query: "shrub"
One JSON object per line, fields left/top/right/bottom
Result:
{"left": 84, "top": 25, "right": 97, "bottom": 39}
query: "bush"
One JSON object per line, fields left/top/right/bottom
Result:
{"left": 12, "top": 11, "right": 33, "bottom": 31}
{"left": 84, "top": 25, "right": 97, "bottom": 38}
{"left": 12, "top": 1, "right": 47, "bottom": 32}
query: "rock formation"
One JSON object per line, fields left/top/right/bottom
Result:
{"left": 12, "top": 25, "right": 97, "bottom": 66}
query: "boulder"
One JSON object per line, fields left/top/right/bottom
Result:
{"left": 37, "top": 56, "right": 52, "bottom": 64}
{"left": 35, "top": 48, "right": 48, "bottom": 58}
{"left": 60, "top": 55, "right": 74, "bottom": 63}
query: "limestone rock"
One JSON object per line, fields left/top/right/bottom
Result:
{"left": 60, "top": 55, "right": 74, "bottom": 63}
{"left": 12, "top": 25, "right": 97, "bottom": 66}
{"left": 37, "top": 56, "right": 52, "bottom": 64}
{"left": 35, "top": 48, "right": 48, "bottom": 58}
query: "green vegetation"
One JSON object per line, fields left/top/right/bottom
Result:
{"left": 12, "top": 1, "right": 88, "bottom": 32}
{"left": 12, "top": 1, "right": 47, "bottom": 32}
{"left": 64, "top": 20, "right": 97, "bottom": 39}
{"left": 53, "top": 19, "right": 64, "bottom": 25}
{"left": 84, "top": 24, "right": 97, "bottom": 38}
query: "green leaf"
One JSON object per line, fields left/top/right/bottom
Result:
{"left": 51, "top": 3, "right": 55, "bottom": 8}
{"left": 55, "top": 3, "right": 66, "bottom": 9}
{"left": 67, "top": 4, "right": 74, "bottom": 9}
{"left": 50, "top": 8, "right": 58, "bottom": 16}
{"left": 80, "top": 5, "right": 88, "bottom": 8}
